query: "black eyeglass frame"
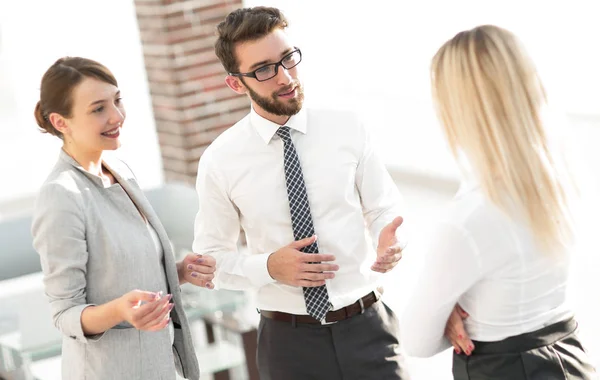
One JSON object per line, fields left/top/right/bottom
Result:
{"left": 229, "top": 48, "right": 302, "bottom": 82}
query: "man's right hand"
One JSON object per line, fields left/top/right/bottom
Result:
{"left": 267, "top": 235, "right": 339, "bottom": 287}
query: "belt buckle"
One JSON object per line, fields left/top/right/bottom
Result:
{"left": 320, "top": 304, "right": 336, "bottom": 325}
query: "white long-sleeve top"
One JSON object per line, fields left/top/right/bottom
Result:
{"left": 401, "top": 180, "right": 573, "bottom": 357}
{"left": 192, "top": 107, "right": 407, "bottom": 314}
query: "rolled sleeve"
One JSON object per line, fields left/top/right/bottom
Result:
{"left": 32, "top": 182, "right": 104, "bottom": 344}
{"left": 56, "top": 304, "right": 103, "bottom": 342}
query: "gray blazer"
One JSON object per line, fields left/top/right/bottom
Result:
{"left": 31, "top": 150, "right": 200, "bottom": 380}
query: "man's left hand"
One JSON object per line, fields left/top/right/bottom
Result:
{"left": 371, "top": 216, "right": 404, "bottom": 273}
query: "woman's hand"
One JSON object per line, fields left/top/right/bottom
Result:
{"left": 117, "top": 290, "right": 173, "bottom": 332}
{"left": 445, "top": 304, "right": 474, "bottom": 355}
{"left": 177, "top": 253, "right": 216, "bottom": 289}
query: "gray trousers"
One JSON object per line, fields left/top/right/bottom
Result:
{"left": 453, "top": 318, "right": 598, "bottom": 380}
{"left": 257, "top": 300, "right": 410, "bottom": 380}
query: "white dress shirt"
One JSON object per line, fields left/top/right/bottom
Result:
{"left": 401, "top": 179, "right": 573, "bottom": 357}
{"left": 192, "top": 107, "right": 407, "bottom": 314}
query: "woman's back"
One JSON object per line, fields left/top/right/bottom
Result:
{"left": 403, "top": 23, "right": 597, "bottom": 379}
{"left": 450, "top": 183, "right": 572, "bottom": 342}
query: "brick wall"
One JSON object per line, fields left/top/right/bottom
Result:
{"left": 134, "top": 0, "right": 248, "bottom": 184}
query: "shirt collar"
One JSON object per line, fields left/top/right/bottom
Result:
{"left": 250, "top": 106, "right": 307, "bottom": 144}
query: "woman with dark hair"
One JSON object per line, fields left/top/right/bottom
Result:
{"left": 32, "top": 57, "right": 213, "bottom": 380}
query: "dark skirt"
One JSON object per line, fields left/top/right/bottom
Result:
{"left": 453, "top": 318, "right": 598, "bottom": 380}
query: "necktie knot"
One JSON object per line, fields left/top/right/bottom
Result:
{"left": 276, "top": 126, "right": 292, "bottom": 142}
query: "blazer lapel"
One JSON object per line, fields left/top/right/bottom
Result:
{"left": 103, "top": 159, "right": 181, "bottom": 294}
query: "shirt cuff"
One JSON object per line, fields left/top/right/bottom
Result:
{"left": 243, "top": 252, "right": 277, "bottom": 288}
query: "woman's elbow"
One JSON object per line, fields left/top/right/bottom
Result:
{"left": 51, "top": 308, "right": 67, "bottom": 334}
{"left": 400, "top": 318, "right": 445, "bottom": 357}
{"left": 402, "top": 337, "right": 442, "bottom": 358}
{"left": 49, "top": 301, "right": 80, "bottom": 337}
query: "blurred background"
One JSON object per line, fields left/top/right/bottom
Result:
{"left": 0, "top": 0, "right": 598, "bottom": 379}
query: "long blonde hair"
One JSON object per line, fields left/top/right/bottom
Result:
{"left": 431, "top": 25, "right": 573, "bottom": 252}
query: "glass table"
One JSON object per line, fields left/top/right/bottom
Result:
{"left": 180, "top": 285, "right": 259, "bottom": 380}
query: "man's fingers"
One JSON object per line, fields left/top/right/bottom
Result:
{"left": 384, "top": 245, "right": 403, "bottom": 255}
{"left": 301, "top": 263, "right": 339, "bottom": 272}
{"left": 297, "top": 279, "right": 326, "bottom": 287}
{"left": 371, "top": 258, "right": 401, "bottom": 272}
{"left": 383, "top": 216, "right": 404, "bottom": 234}
{"left": 298, "top": 272, "right": 335, "bottom": 281}
{"left": 390, "top": 216, "right": 404, "bottom": 230}
{"left": 300, "top": 253, "right": 336, "bottom": 263}
{"left": 289, "top": 235, "right": 317, "bottom": 250}
{"left": 370, "top": 265, "right": 393, "bottom": 273}
{"left": 375, "top": 253, "right": 402, "bottom": 264}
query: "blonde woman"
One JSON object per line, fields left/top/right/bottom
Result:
{"left": 401, "top": 25, "right": 597, "bottom": 379}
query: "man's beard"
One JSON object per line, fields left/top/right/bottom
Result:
{"left": 243, "top": 79, "right": 305, "bottom": 117}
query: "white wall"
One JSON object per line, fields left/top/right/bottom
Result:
{"left": 0, "top": 0, "right": 163, "bottom": 210}
{"left": 244, "top": 0, "right": 600, "bottom": 181}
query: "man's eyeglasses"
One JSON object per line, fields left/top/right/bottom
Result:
{"left": 229, "top": 49, "right": 302, "bottom": 82}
